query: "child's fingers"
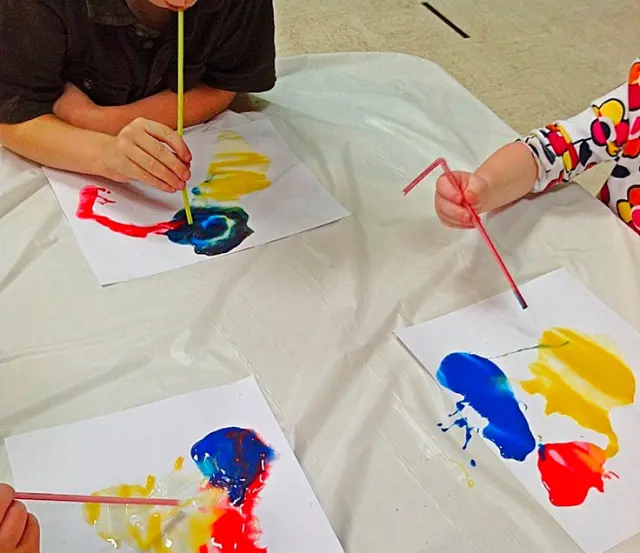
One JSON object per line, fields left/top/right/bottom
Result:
{"left": 0, "top": 501, "right": 28, "bottom": 550}
{"left": 0, "top": 485, "right": 15, "bottom": 522}
{"left": 134, "top": 133, "right": 190, "bottom": 185}
{"left": 17, "top": 514, "right": 39, "bottom": 553}
{"left": 141, "top": 120, "right": 192, "bottom": 163}
{"left": 440, "top": 212, "right": 475, "bottom": 229}
{"left": 125, "top": 146, "right": 183, "bottom": 192}
{"left": 436, "top": 196, "right": 472, "bottom": 225}
{"left": 123, "top": 156, "right": 176, "bottom": 194}
{"left": 435, "top": 174, "right": 462, "bottom": 203}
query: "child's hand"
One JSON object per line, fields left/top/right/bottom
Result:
{"left": 0, "top": 485, "right": 40, "bottom": 553}
{"left": 434, "top": 171, "right": 490, "bottom": 228}
{"left": 100, "top": 118, "right": 192, "bottom": 194}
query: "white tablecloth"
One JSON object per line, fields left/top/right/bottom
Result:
{"left": 2, "top": 52, "right": 640, "bottom": 553}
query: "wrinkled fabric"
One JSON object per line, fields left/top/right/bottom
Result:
{"left": 2, "top": 53, "right": 640, "bottom": 553}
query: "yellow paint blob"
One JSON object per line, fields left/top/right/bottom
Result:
{"left": 83, "top": 468, "right": 226, "bottom": 553}
{"left": 520, "top": 328, "right": 635, "bottom": 458}
{"left": 187, "top": 505, "right": 220, "bottom": 553}
{"left": 85, "top": 501, "right": 101, "bottom": 527}
{"left": 194, "top": 130, "right": 271, "bottom": 201}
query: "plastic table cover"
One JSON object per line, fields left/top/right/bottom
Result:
{"left": 2, "top": 53, "right": 640, "bottom": 553}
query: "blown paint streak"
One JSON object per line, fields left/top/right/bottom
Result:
{"left": 76, "top": 185, "right": 253, "bottom": 256}
{"left": 77, "top": 186, "right": 181, "bottom": 237}
{"left": 82, "top": 460, "right": 224, "bottom": 553}
{"left": 521, "top": 328, "right": 635, "bottom": 458}
{"left": 191, "top": 427, "right": 277, "bottom": 553}
{"left": 83, "top": 427, "right": 277, "bottom": 553}
{"left": 537, "top": 441, "right": 618, "bottom": 507}
{"left": 438, "top": 329, "right": 634, "bottom": 508}
{"left": 192, "top": 131, "right": 272, "bottom": 201}
{"left": 436, "top": 352, "right": 536, "bottom": 462}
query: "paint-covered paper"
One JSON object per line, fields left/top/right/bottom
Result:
{"left": 6, "top": 377, "right": 345, "bottom": 553}
{"left": 396, "top": 269, "right": 640, "bottom": 553}
{"left": 45, "top": 112, "right": 349, "bottom": 285}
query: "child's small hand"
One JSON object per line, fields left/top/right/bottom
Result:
{"left": 434, "top": 171, "right": 490, "bottom": 228}
{"left": 0, "top": 485, "right": 40, "bottom": 553}
{"left": 101, "top": 118, "right": 192, "bottom": 194}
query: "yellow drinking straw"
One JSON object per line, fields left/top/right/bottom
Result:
{"left": 177, "top": 10, "right": 194, "bottom": 225}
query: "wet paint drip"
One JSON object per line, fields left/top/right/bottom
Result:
{"left": 84, "top": 427, "right": 277, "bottom": 553}
{"left": 192, "top": 131, "right": 271, "bottom": 202}
{"left": 82, "top": 458, "right": 224, "bottom": 553}
{"left": 436, "top": 352, "right": 536, "bottom": 462}
{"left": 449, "top": 460, "right": 475, "bottom": 488}
{"left": 537, "top": 441, "right": 619, "bottom": 506}
{"left": 76, "top": 186, "right": 252, "bottom": 256}
{"left": 520, "top": 328, "right": 636, "bottom": 458}
{"left": 191, "top": 427, "right": 277, "bottom": 553}
{"left": 84, "top": 475, "right": 157, "bottom": 527}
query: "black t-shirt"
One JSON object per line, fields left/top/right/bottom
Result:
{"left": 0, "top": 0, "right": 276, "bottom": 124}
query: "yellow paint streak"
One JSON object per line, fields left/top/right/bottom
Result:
{"left": 520, "top": 328, "right": 635, "bottom": 458}
{"left": 83, "top": 475, "right": 156, "bottom": 527}
{"left": 450, "top": 461, "right": 474, "bottom": 488}
{"left": 187, "top": 509, "right": 218, "bottom": 552}
{"left": 85, "top": 499, "right": 101, "bottom": 526}
{"left": 140, "top": 512, "right": 171, "bottom": 553}
{"left": 83, "top": 469, "right": 227, "bottom": 553}
{"left": 195, "top": 131, "right": 271, "bottom": 201}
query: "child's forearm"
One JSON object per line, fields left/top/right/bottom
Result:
{"left": 475, "top": 141, "right": 540, "bottom": 212}
{"left": 85, "top": 85, "right": 236, "bottom": 136}
{"left": 0, "top": 115, "right": 111, "bottom": 176}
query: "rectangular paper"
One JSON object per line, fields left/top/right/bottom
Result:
{"left": 46, "top": 112, "right": 349, "bottom": 285}
{"left": 6, "top": 377, "right": 345, "bottom": 553}
{"left": 396, "top": 269, "right": 640, "bottom": 553}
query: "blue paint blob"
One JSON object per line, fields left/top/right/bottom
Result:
{"left": 436, "top": 352, "right": 536, "bottom": 462}
{"left": 164, "top": 206, "right": 253, "bottom": 256}
{"left": 470, "top": 459, "right": 477, "bottom": 468}
{"left": 191, "top": 427, "right": 276, "bottom": 506}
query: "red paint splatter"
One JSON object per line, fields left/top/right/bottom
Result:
{"left": 76, "top": 185, "right": 181, "bottom": 238}
{"left": 538, "top": 441, "right": 618, "bottom": 507}
{"left": 208, "top": 465, "right": 270, "bottom": 553}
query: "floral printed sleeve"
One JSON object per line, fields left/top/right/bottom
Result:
{"left": 521, "top": 75, "right": 640, "bottom": 193}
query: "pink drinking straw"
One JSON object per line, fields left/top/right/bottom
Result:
{"left": 404, "top": 157, "right": 528, "bottom": 310}
{"left": 15, "top": 491, "right": 180, "bottom": 507}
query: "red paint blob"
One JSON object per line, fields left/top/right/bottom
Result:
{"left": 208, "top": 466, "right": 270, "bottom": 552}
{"left": 538, "top": 441, "right": 618, "bottom": 507}
{"left": 76, "top": 185, "right": 181, "bottom": 238}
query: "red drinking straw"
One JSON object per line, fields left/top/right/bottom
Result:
{"left": 403, "top": 157, "right": 528, "bottom": 310}
{"left": 16, "top": 491, "right": 180, "bottom": 507}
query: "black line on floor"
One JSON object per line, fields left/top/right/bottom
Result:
{"left": 421, "top": 2, "right": 470, "bottom": 38}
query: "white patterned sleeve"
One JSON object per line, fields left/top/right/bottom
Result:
{"left": 521, "top": 82, "right": 630, "bottom": 193}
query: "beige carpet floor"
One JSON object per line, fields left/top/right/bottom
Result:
{"left": 274, "top": 0, "right": 640, "bottom": 194}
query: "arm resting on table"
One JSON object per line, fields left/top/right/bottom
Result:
{"left": 0, "top": 115, "right": 111, "bottom": 177}
{"left": 82, "top": 85, "right": 236, "bottom": 136}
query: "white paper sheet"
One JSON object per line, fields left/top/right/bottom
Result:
{"left": 396, "top": 269, "right": 640, "bottom": 553}
{"left": 6, "top": 377, "right": 345, "bottom": 553}
{"left": 45, "top": 112, "right": 349, "bottom": 285}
